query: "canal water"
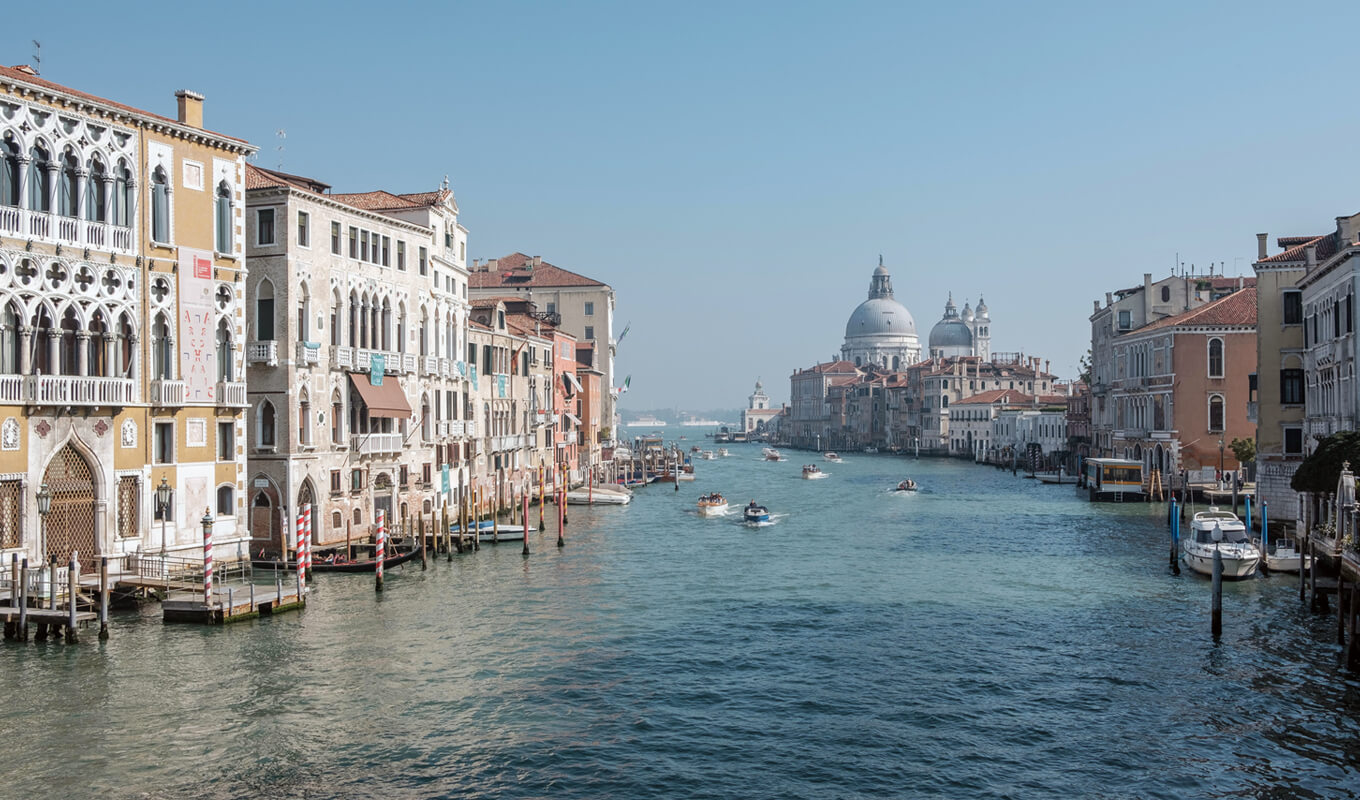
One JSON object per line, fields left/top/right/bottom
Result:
{"left": 3, "top": 445, "right": 1359, "bottom": 799}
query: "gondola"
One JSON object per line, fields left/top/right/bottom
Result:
{"left": 309, "top": 548, "right": 422, "bottom": 574}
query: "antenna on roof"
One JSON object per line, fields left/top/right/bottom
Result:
{"left": 275, "top": 129, "right": 286, "bottom": 170}
{"left": 31, "top": 41, "right": 41, "bottom": 75}
{"left": 442, "top": 174, "right": 450, "bottom": 191}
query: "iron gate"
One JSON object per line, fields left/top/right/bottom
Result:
{"left": 43, "top": 444, "right": 97, "bottom": 566}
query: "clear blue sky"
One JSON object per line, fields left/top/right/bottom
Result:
{"left": 8, "top": 1, "right": 1360, "bottom": 411}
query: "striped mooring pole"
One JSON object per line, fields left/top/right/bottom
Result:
{"left": 295, "top": 511, "right": 306, "bottom": 585}
{"left": 376, "top": 508, "right": 386, "bottom": 593}
{"left": 303, "top": 503, "right": 313, "bottom": 581}
{"left": 202, "top": 508, "right": 214, "bottom": 607}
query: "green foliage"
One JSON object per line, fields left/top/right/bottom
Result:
{"left": 1078, "top": 349, "right": 1092, "bottom": 385}
{"left": 1229, "top": 437, "right": 1255, "bottom": 464}
{"left": 1290, "top": 430, "right": 1360, "bottom": 493}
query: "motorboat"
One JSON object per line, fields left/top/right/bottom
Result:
{"left": 690, "top": 445, "right": 702, "bottom": 453}
{"left": 718, "top": 448, "right": 730, "bottom": 457}
{"left": 864, "top": 447, "right": 879, "bottom": 454}
{"left": 1036, "top": 468, "right": 1077, "bottom": 485}
{"left": 763, "top": 448, "right": 784, "bottom": 462}
{"left": 823, "top": 452, "right": 843, "bottom": 463}
{"left": 698, "top": 450, "right": 717, "bottom": 460}
{"left": 742, "top": 501, "right": 771, "bottom": 524}
{"left": 1263, "top": 538, "right": 1308, "bottom": 573}
{"left": 697, "top": 493, "right": 729, "bottom": 517}
{"left": 1182, "top": 508, "right": 1261, "bottom": 579}
{"left": 802, "top": 464, "right": 828, "bottom": 480}
{"left": 894, "top": 479, "right": 918, "bottom": 492}
{"left": 566, "top": 485, "right": 633, "bottom": 505}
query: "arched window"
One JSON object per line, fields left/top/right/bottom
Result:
{"left": 28, "top": 145, "right": 51, "bottom": 212}
{"left": 31, "top": 306, "right": 54, "bottom": 375}
{"left": 85, "top": 157, "right": 107, "bottom": 222}
{"left": 216, "top": 318, "right": 233, "bottom": 382}
{"left": 151, "top": 312, "right": 173, "bottom": 379}
{"left": 258, "top": 400, "right": 277, "bottom": 448}
{"left": 419, "top": 309, "right": 428, "bottom": 356}
{"left": 2, "top": 138, "right": 22, "bottom": 207}
{"left": 381, "top": 297, "right": 392, "bottom": 351}
{"left": 116, "top": 312, "right": 135, "bottom": 380}
{"left": 1207, "top": 338, "right": 1224, "bottom": 378}
{"left": 1161, "top": 285, "right": 1171, "bottom": 303}
{"left": 421, "top": 395, "right": 432, "bottom": 441}
{"left": 58, "top": 150, "right": 79, "bottom": 218}
{"left": 216, "top": 485, "right": 234, "bottom": 516}
{"left": 215, "top": 181, "right": 233, "bottom": 253}
{"left": 1208, "top": 394, "right": 1225, "bottom": 432}
{"left": 348, "top": 291, "right": 359, "bottom": 347}
{"left": 112, "top": 161, "right": 132, "bottom": 227}
{"left": 331, "top": 390, "right": 344, "bottom": 444}
{"left": 296, "top": 284, "right": 310, "bottom": 343}
{"left": 0, "top": 301, "right": 19, "bottom": 373}
{"left": 151, "top": 166, "right": 169, "bottom": 242}
{"left": 397, "top": 303, "right": 407, "bottom": 354}
{"left": 332, "top": 510, "right": 342, "bottom": 530}
{"left": 330, "top": 289, "right": 342, "bottom": 347}
{"left": 255, "top": 280, "right": 275, "bottom": 341}
{"left": 298, "top": 392, "right": 312, "bottom": 446}
{"left": 88, "top": 310, "right": 108, "bottom": 377}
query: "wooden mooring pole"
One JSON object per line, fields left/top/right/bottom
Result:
{"left": 65, "top": 552, "right": 79, "bottom": 643}
{"left": 1211, "top": 547, "right": 1223, "bottom": 639}
{"left": 17, "top": 557, "right": 28, "bottom": 642}
{"left": 98, "top": 556, "right": 109, "bottom": 640}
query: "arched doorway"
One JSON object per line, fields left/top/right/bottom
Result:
{"left": 373, "top": 472, "right": 393, "bottom": 529}
{"left": 251, "top": 489, "right": 279, "bottom": 555}
{"left": 42, "top": 444, "right": 98, "bottom": 566}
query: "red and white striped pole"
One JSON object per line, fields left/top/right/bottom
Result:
{"left": 557, "top": 464, "right": 565, "bottom": 548}
{"left": 375, "top": 508, "right": 386, "bottom": 592}
{"left": 303, "top": 503, "right": 313, "bottom": 582}
{"left": 202, "top": 509, "right": 214, "bottom": 607}
{"left": 295, "top": 511, "right": 306, "bottom": 584}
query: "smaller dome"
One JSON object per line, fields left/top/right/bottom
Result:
{"left": 929, "top": 318, "right": 973, "bottom": 349}
{"left": 873, "top": 264, "right": 889, "bottom": 277}
{"left": 976, "top": 296, "right": 989, "bottom": 318}
{"left": 961, "top": 302, "right": 974, "bottom": 322}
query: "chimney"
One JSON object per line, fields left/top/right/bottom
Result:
{"left": 1105, "top": 292, "right": 1113, "bottom": 306}
{"left": 1305, "top": 246, "right": 1317, "bottom": 268}
{"left": 532, "top": 255, "right": 542, "bottom": 268}
{"left": 1045, "top": 359, "right": 1050, "bottom": 375}
{"left": 1256, "top": 233, "right": 1268, "bottom": 260}
{"left": 486, "top": 258, "right": 499, "bottom": 271}
{"left": 175, "top": 90, "right": 204, "bottom": 128}
{"left": 1093, "top": 300, "right": 1100, "bottom": 313}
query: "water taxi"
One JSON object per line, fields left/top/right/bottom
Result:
{"left": 802, "top": 464, "right": 828, "bottom": 480}
{"left": 697, "top": 493, "right": 729, "bottom": 517}
{"left": 1183, "top": 508, "right": 1261, "bottom": 579}
{"left": 742, "top": 500, "right": 771, "bottom": 525}
{"left": 824, "top": 452, "right": 843, "bottom": 463}
{"left": 1083, "top": 458, "right": 1145, "bottom": 502}
{"left": 763, "top": 448, "right": 784, "bottom": 462}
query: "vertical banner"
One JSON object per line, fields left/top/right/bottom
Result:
{"left": 441, "top": 464, "right": 451, "bottom": 498}
{"left": 178, "top": 248, "right": 218, "bottom": 403}
{"left": 370, "top": 353, "right": 385, "bottom": 386}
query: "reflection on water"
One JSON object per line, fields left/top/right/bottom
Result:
{"left": 2, "top": 446, "right": 1358, "bottom": 799}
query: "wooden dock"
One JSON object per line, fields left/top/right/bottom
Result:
{"left": 162, "top": 583, "right": 306, "bottom": 624}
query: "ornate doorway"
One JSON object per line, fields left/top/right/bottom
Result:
{"left": 42, "top": 444, "right": 98, "bottom": 566}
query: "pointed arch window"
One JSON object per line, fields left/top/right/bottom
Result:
{"left": 89, "top": 311, "right": 108, "bottom": 377}
{"left": 31, "top": 307, "right": 54, "bottom": 375}
{"left": 215, "top": 181, "right": 233, "bottom": 253}
{"left": 112, "top": 161, "right": 133, "bottom": 227}
{"left": 116, "top": 313, "right": 135, "bottom": 380}
{"left": 298, "top": 393, "right": 312, "bottom": 446}
{"left": 151, "top": 312, "right": 174, "bottom": 380}
{"left": 216, "top": 318, "right": 233, "bottom": 382}
{"left": 151, "top": 166, "right": 170, "bottom": 243}
{"left": 258, "top": 400, "right": 277, "bottom": 448}
{"left": 28, "top": 145, "right": 51, "bottom": 212}
{"left": 58, "top": 151, "right": 79, "bottom": 218}
{"left": 0, "top": 302, "right": 19, "bottom": 373}
{"left": 330, "top": 289, "right": 342, "bottom": 347}
{"left": 86, "top": 157, "right": 108, "bottom": 222}
{"left": 2, "top": 139, "right": 22, "bottom": 207}
{"left": 331, "top": 391, "right": 344, "bottom": 445}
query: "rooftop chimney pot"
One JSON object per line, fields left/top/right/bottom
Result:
{"left": 1256, "top": 233, "right": 1268, "bottom": 260}
{"left": 175, "top": 89, "right": 204, "bottom": 128}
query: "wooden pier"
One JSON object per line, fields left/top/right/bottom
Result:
{"left": 162, "top": 583, "right": 306, "bottom": 625}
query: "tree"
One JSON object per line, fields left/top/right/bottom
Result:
{"left": 1229, "top": 437, "right": 1255, "bottom": 464}
{"left": 1291, "top": 431, "right": 1360, "bottom": 494}
{"left": 1078, "top": 349, "right": 1092, "bottom": 385}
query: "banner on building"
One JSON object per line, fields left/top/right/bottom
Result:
{"left": 441, "top": 464, "right": 451, "bottom": 497}
{"left": 178, "top": 248, "right": 218, "bottom": 403}
{"left": 471, "top": 365, "right": 478, "bottom": 390}
{"left": 497, "top": 373, "right": 507, "bottom": 398}
{"left": 370, "top": 353, "right": 385, "bottom": 386}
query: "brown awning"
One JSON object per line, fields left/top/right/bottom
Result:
{"left": 348, "top": 373, "right": 412, "bottom": 418}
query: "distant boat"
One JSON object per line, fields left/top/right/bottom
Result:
{"left": 718, "top": 448, "right": 730, "bottom": 457}
{"left": 894, "top": 479, "right": 918, "bottom": 492}
{"left": 1036, "top": 468, "right": 1077, "bottom": 485}
{"left": 743, "top": 502, "right": 771, "bottom": 525}
{"left": 682, "top": 418, "right": 722, "bottom": 427}
{"left": 310, "top": 548, "right": 421, "bottom": 573}
{"left": 824, "top": 452, "right": 843, "bottom": 463}
{"left": 802, "top": 464, "right": 828, "bottom": 480}
{"left": 864, "top": 446, "right": 879, "bottom": 454}
{"left": 698, "top": 493, "right": 729, "bottom": 517}
{"left": 626, "top": 415, "right": 667, "bottom": 428}
{"left": 763, "top": 448, "right": 784, "bottom": 462}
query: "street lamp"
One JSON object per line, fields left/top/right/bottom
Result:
{"left": 156, "top": 475, "right": 173, "bottom": 557}
{"left": 36, "top": 481, "right": 52, "bottom": 563}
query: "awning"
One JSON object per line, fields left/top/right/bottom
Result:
{"left": 563, "top": 371, "right": 583, "bottom": 394}
{"left": 348, "top": 373, "right": 413, "bottom": 418}
{"left": 565, "top": 413, "right": 582, "bottom": 426}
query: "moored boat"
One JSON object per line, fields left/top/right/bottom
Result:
{"left": 1182, "top": 508, "right": 1261, "bottom": 579}
{"left": 566, "top": 485, "right": 633, "bottom": 505}
{"left": 802, "top": 464, "right": 828, "bottom": 480}
{"left": 1263, "top": 538, "right": 1309, "bottom": 573}
{"left": 310, "top": 547, "right": 421, "bottom": 573}
{"left": 697, "top": 493, "right": 729, "bottom": 517}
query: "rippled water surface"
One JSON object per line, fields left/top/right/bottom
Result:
{"left": 3, "top": 446, "right": 1359, "bottom": 799}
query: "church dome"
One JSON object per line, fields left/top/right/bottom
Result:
{"left": 846, "top": 297, "right": 917, "bottom": 338}
{"left": 961, "top": 302, "right": 974, "bottom": 322}
{"left": 929, "top": 318, "right": 973, "bottom": 349}
{"left": 976, "top": 296, "right": 989, "bottom": 318}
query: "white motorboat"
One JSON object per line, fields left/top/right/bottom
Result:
{"left": 823, "top": 452, "right": 843, "bottom": 463}
{"left": 864, "top": 447, "right": 879, "bottom": 454}
{"left": 697, "top": 493, "right": 729, "bottom": 517}
{"left": 763, "top": 448, "right": 784, "bottom": 462}
{"left": 1036, "top": 469, "right": 1077, "bottom": 485}
{"left": 565, "top": 485, "right": 633, "bottom": 505}
{"left": 802, "top": 464, "right": 828, "bottom": 480}
{"left": 1263, "top": 538, "right": 1309, "bottom": 573}
{"left": 718, "top": 448, "right": 730, "bottom": 457}
{"left": 1182, "top": 508, "right": 1261, "bottom": 579}
{"left": 698, "top": 450, "right": 717, "bottom": 460}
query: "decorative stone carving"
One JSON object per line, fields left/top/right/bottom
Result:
{"left": 120, "top": 418, "right": 136, "bottom": 448}
{"left": 93, "top": 419, "right": 109, "bottom": 437}
{"left": 34, "top": 419, "right": 51, "bottom": 439}
{"left": 1, "top": 418, "right": 18, "bottom": 450}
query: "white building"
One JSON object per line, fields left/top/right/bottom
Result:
{"left": 1296, "top": 213, "right": 1360, "bottom": 447}
{"left": 927, "top": 295, "right": 991, "bottom": 360}
{"left": 842, "top": 259, "right": 921, "bottom": 370}
{"left": 742, "top": 378, "right": 781, "bottom": 434}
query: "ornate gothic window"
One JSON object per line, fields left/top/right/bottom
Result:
{"left": 151, "top": 166, "right": 170, "bottom": 242}
{"left": 215, "top": 181, "right": 233, "bottom": 253}
{"left": 1, "top": 139, "right": 21, "bottom": 207}
{"left": 28, "top": 144, "right": 51, "bottom": 212}
{"left": 86, "top": 157, "right": 108, "bottom": 222}
{"left": 58, "top": 150, "right": 79, "bottom": 218}
{"left": 216, "top": 318, "right": 233, "bottom": 382}
{"left": 151, "top": 312, "right": 173, "bottom": 380}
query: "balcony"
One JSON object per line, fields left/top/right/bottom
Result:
{"left": 0, "top": 375, "right": 22, "bottom": 403}
{"left": 351, "top": 432, "right": 403, "bottom": 455}
{"left": 330, "top": 345, "right": 354, "bottom": 369}
{"left": 437, "top": 421, "right": 452, "bottom": 438}
{"left": 216, "top": 381, "right": 247, "bottom": 407}
{"left": 149, "top": 379, "right": 188, "bottom": 406}
{"left": 422, "top": 356, "right": 439, "bottom": 376}
{"left": 297, "top": 342, "right": 321, "bottom": 366}
{"left": 402, "top": 353, "right": 418, "bottom": 374}
{"left": 27, "top": 375, "right": 136, "bottom": 406}
{"left": 0, "top": 206, "right": 135, "bottom": 255}
{"left": 247, "top": 341, "right": 278, "bottom": 367}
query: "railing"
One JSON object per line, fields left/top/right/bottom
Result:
{"left": 1246, "top": 401, "right": 1258, "bottom": 424}
{"left": 402, "top": 353, "right": 418, "bottom": 374}
{"left": 216, "top": 381, "right": 247, "bottom": 407}
{"left": 330, "top": 345, "right": 354, "bottom": 369}
{"left": 150, "top": 379, "right": 188, "bottom": 406}
{"left": 28, "top": 375, "right": 136, "bottom": 405}
{"left": 355, "top": 349, "right": 371, "bottom": 370}
{"left": 0, "top": 375, "right": 21, "bottom": 403}
{"left": 297, "top": 342, "right": 320, "bottom": 366}
{"left": 0, "top": 206, "right": 135, "bottom": 254}
{"left": 247, "top": 340, "right": 278, "bottom": 366}
{"left": 465, "top": 420, "right": 477, "bottom": 437}
{"left": 439, "top": 358, "right": 453, "bottom": 378}
{"left": 351, "top": 432, "right": 403, "bottom": 455}
{"left": 423, "top": 356, "right": 439, "bottom": 376}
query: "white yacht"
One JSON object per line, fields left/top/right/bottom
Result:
{"left": 1183, "top": 508, "right": 1261, "bottom": 579}
{"left": 565, "top": 485, "right": 633, "bottom": 505}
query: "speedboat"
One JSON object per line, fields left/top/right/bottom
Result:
{"left": 802, "top": 464, "right": 828, "bottom": 480}
{"left": 1264, "top": 538, "right": 1309, "bottom": 573}
{"left": 718, "top": 448, "right": 730, "bottom": 457}
{"left": 566, "top": 485, "right": 633, "bottom": 505}
{"left": 895, "top": 479, "right": 918, "bottom": 492}
{"left": 690, "top": 445, "right": 702, "bottom": 453}
{"left": 1182, "top": 508, "right": 1261, "bottom": 579}
{"left": 823, "top": 452, "right": 843, "bottom": 463}
{"left": 699, "top": 450, "right": 716, "bottom": 460}
{"left": 763, "top": 448, "right": 784, "bottom": 462}
{"left": 742, "top": 502, "right": 771, "bottom": 524}
{"left": 697, "top": 493, "right": 729, "bottom": 517}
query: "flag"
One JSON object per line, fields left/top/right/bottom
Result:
{"left": 618, "top": 375, "right": 631, "bottom": 394}
{"left": 617, "top": 322, "right": 631, "bottom": 344}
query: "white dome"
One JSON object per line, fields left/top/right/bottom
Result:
{"left": 845, "top": 297, "right": 918, "bottom": 339}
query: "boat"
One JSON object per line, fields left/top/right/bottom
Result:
{"left": 625, "top": 415, "right": 666, "bottom": 428}
{"left": 763, "top": 447, "right": 784, "bottom": 462}
{"left": 309, "top": 547, "right": 422, "bottom": 573}
{"left": 864, "top": 447, "right": 879, "bottom": 454}
{"left": 1084, "top": 458, "right": 1145, "bottom": 502}
{"left": 697, "top": 493, "right": 729, "bottom": 517}
{"left": 1036, "top": 468, "right": 1077, "bottom": 485}
{"left": 1182, "top": 508, "right": 1261, "bottom": 579}
{"left": 690, "top": 445, "right": 702, "bottom": 453}
{"left": 802, "top": 464, "right": 828, "bottom": 480}
{"left": 742, "top": 501, "right": 771, "bottom": 524}
{"left": 698, "top": 450, "right": 716, "bottom": 460}
{"left": 894, "top": 479, "right": 918, "bottom": 492}
{"left": 1263, "top": 538, "right": 1309, "bottom": 573}
{"left": 824, "top": 452, "right": 843, "bottom": 463}
{"left": 566, "top": 485, "right": 633, "bottom": 505}
{"left": 718, "top": 448, "right": 730, "bottom": 457}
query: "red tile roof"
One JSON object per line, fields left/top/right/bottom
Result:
{"left": 1137, "top": 287, "right": 1257, "bottom": 332}
{"left": 469, "top": 253, "right": 607, "bottom": 289}
{"left": 954, "top": 389, "right": 1034, "bottom": 405}
{"left": 0, "top": 64, "right": 250, "bottom": 145}
{"left": 1259, "top": 235, "right": 1333, "bottom": 264}
{"left": 797, "top": 360, "right": 859, "bottom": 375}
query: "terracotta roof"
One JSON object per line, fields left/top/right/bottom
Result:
{"left": 1278, "top": 235, "right": 1322, "bottom": 248}
{"left": 1037, "top": 394, "right": 1069, "bottom": 404}
{"left": 0, "top": 64, "right": 250, "bottom": 145}
{"left": 1259, "top": 235, "right": 1333, "bottom": 264}
{"left": 469, "top": 253, "right": 607, "bottom": 289}
{"left": 955, "top": 389, "right": 1034, "bottom": 405}
{"left": 1137, "top": 288, "right": 1257, "bottom": 333}
{"left": 798, "top": 360, "right": 859, "bottom": 375}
